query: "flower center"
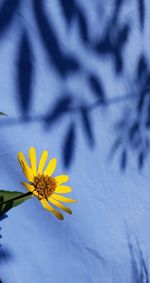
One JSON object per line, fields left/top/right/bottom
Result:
{"left": 33, "top": 174, "right": 57, "bottom": 199}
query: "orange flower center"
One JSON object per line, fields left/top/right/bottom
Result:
{"left": 33, "top": 174, "right": 57, "bottom": 199}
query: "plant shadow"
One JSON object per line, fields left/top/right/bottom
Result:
{"left": 0, "top": 0, "right": 148, "bottom": 171}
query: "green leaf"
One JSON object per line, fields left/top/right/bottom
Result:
{"left": 0, "top": 190, "right": 32, "bottom": 215}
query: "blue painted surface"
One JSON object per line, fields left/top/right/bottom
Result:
{"left": 0, "top": 0, "right": 150, "bottom": 282}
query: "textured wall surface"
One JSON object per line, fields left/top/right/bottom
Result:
{"left": 0, "top": 0, "right": 150, "bottom": 282}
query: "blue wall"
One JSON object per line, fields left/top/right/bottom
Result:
{"left": 0, "top": 0, "right": 150, "bottom": 282}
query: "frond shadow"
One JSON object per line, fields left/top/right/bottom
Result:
{"left": 0, "top": 0, "right": 148, "bottom": 170}
{"left": 109, "top": 53, "right": 150, "bottom": 171}
{"left": 0, "top": 0, "right": 20, "bottom": 38}
{"left": 0, "top": 214, "right": 13, "bottom": 266}
{"left": 16, "top": 29, "right": 34, "bottom": 117}
{"left": 94, "top": 0, "right": 130, "bottom": 74}
{"left": 32, "top": 0, "right": 80, "bottom": 78}
{"left": 128, "top": 237, "right": 149, "bottom": 282}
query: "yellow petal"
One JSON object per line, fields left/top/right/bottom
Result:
{"left": 21, "top": 182, "right": 34, "bottom": 192}
{"left": 55, "top": 185, "right": 72, "bottom": 194}
{"left": 40, "top": 199, "right": 64, "bottom": 220}
{"left": 49, "top": 197, "right": 72, "bottom": 215}
{"left": 18, "top": 152, "right": 34, "bottom": 182}
{"left": 54, "top": 175, "right": 69, "bottom": 185}
{"left": 52, "top": 194, "right": 77, "bottom": 203}
{"left": 38, "top": 150, "right": 48, "bottom": 174}
{"left": 29, "top": 147, "right": 37, "bottom": 175}
{"left": 43, "top": 158, "right": 57, "bottom": 176}
{"left": 21, "top": 182, "right": 39, "bottom": 198}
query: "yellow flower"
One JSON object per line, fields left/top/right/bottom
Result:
{"left": 18, "top": 147, "right": 76, "bottom": 220}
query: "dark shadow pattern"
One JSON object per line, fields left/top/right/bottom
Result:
{"left": 88, "top": 73, "right": 106, "bottom": 102}
{"left": 0, "top": 0, "right": 147, "bottom": 171}
{"left": 137, "top": 0, "right": 145, "bottom": 31}
{"left": 0, "top": 214, "right": 12, "bottom": 268}
{"left": 45, "top": 95, "right": 73, "bottom": 129}
{"left": 94, "top": 0, "right": 130, "bottom": 74}
{"left": 59, "top": 0, "right": 89, "bottom": 44}
{"left": 110, "top": 53, "right": 150, "bottom": 171}
{"left": 0, "top": 0, "right": 20, "bottom": 37}
{"left": 128, "top": 238, "right": 149, "bottom": 283}
{"left": 16, "top": 30, "right": 34, "bottom": 116}
{"left": 32, "top": 0, "right": 80, "bottom": 78}
{"left": 80, "top": 106, "right": 95, "bottom": 147}
{"left": 63, "top": 121, "right": 76, "bottom": 167}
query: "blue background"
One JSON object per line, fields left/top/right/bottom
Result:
{"left": 0, "top": 0, "right": 150, "bottom": 282}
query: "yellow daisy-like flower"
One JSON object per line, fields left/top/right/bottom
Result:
{"left": 18, "top": 147, "right": 76, "bottom": 220}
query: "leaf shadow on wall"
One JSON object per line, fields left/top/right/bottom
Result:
{"left": 0, "top": 214, "right": 13, "bottom": 270}
{"left": 109, "top": 53, "right": 150, "bottom": 171}
{"left": 0, "top": 0, "right": 148, "bottom": 171}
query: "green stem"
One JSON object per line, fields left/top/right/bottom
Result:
{"left": 0, "top": 192, "right": 32, "bottom": 205}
